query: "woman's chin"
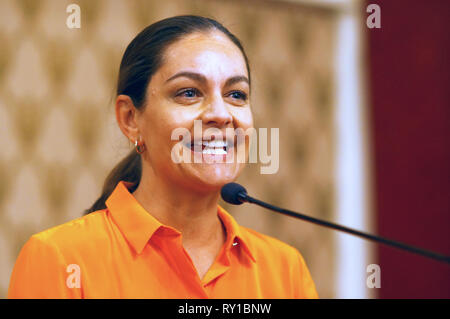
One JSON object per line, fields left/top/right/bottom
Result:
{"left": 185, "top": 162, "right": 243, "bottom": 192}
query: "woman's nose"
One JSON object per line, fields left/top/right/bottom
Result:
{"left": 200, "top": 94, "right": 233, "bottom": 127}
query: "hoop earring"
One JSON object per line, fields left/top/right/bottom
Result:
{"left": 135, "top": 138, "right": 145, "bottom": 154}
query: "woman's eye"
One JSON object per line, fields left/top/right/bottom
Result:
{"left": 176, "top": 88, "right": 199, "bottom": 98}
{"left": 227, "top": 91, "right": 248, "bottom": 101}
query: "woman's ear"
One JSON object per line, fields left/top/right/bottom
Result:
{"left": 115, "top": 95, "right": 140, "bottom": 142}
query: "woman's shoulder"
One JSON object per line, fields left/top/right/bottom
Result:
{"left": 28, "top": 209, "right": 110, "bottom": 252}
{"left": 9, "top": 210, "right": 111, "bottom": 298}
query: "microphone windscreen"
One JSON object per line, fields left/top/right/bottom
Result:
{"left": 221, "top": 183, "right": 247, "bottom": 205}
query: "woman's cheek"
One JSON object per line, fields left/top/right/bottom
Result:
{"left": 233, "top": 105, "right": 253, "bottom": 125}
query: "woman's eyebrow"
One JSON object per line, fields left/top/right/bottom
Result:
{"left": 224, "top": 75, "right": 249, "bottom": 87}
{"left": 165, "top": 71, "right": 207, "bottom": 84}
{"left": 165, "top": 71, "right": 249, "bottom": 87}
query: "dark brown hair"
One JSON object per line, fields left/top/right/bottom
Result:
{"left": 84, "top": 15, "right": 251, "bottom": 214}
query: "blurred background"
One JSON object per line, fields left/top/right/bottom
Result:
{"left": 0, "top": 0, "right": 448, "bottom": 298}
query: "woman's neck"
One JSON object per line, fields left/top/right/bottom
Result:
{"left": 131, "top": 167, "right": 226, "bottom": 248}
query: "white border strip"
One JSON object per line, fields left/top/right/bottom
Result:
{"left": 334, "top": 1, "right": 371, "bottom": 298}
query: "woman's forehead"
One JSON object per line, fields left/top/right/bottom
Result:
{"left": 157, "top": 32, "right": 248, "bottom": 81}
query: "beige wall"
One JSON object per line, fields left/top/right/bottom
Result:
{"left": 0, "top": 0, "right": 337, "bottom": 298}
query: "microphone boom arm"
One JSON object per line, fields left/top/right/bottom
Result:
{"left": 237, "top": 191, "right": 450, "bottom": 265}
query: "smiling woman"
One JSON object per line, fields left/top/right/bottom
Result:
{"left": 7, "top": 15, "right": 318, "bottom": 299}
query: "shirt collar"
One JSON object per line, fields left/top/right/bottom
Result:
{"left": 105, "top": 181, "right": 256, "bottom": 263}
{"left": 216, "top": 205, "right": 256, "bottom": 263}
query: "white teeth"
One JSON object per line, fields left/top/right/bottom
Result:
{"left": 185, "top": 139, "right": 230, "bottom": 155}
{"left": 202, "top": 140, "right": 227, "bottom": 148}
{"left": 202, "top": 148, "right": 227, "bottom": 155}
{"left": 202, "top": 140, "right": 228, "bottom": 155}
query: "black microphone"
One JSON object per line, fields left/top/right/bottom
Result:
{"left": 221, "top": 182, "right": 450, "bottom": 265}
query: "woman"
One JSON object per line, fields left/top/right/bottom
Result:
{"left": 8, "top": 15, "right": 318, "bottom": 298}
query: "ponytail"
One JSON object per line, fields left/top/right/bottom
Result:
{"left": 84, "top": 150, "right": 141, "bottom": 214}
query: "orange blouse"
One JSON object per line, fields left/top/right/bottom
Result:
{"left": 8, "top": 181, "right": 318, "bottom": 299}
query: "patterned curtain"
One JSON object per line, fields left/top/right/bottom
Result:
{"left": 0, "top": 0, "right": 337, "bottom": 298}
